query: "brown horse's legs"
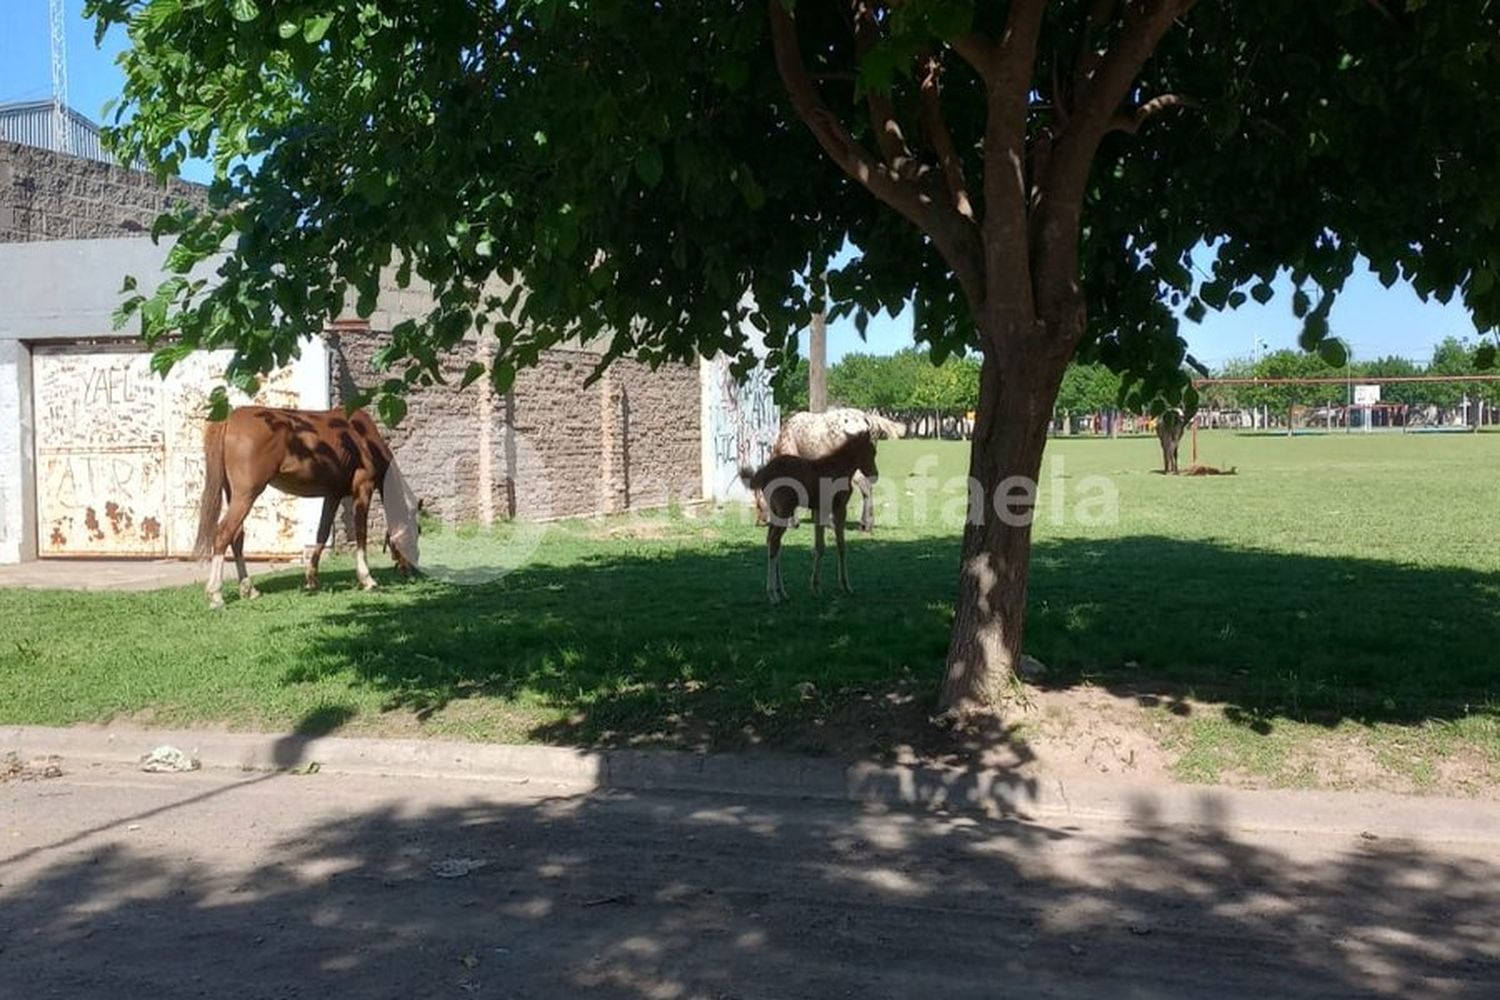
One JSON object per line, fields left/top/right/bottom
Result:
{"left": 305, "top": 496, "right": 341, "bottom": 591}
{"left": 231, "top": 528, "right": 259, "bottom": 600}
{"left": 205, "top": 488, "right": 263, "bottom": 610}
{"left": 351, "top": 477, "right": 378, "bottom": 591}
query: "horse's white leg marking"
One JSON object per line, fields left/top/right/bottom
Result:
{"left": 207, "top": 553, "right": 226, "bottom": 610}
{"left": 355, "top": 545, "right": 377, "bottom": 591}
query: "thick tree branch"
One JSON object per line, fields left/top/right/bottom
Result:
{"left": 949, "top": 33, "right": 996, "bottom": 79}
{"left": 919, "top": 53, "right": 975, "bottom": 221}
{"left": 852, "top": 1, "right": 918, "bottom": 176}
{"left": 981, "top": 0, "right": 1048, "bottom": 325}
{"left": 767, "top": 0, "right": 982, "bottom": 303}
{"left": 1107, "top": 92, "right": 1199, "bottom": 134}
{"left": 1036, "top": 0, "right": 1197, "bottom": 328}
{"left": 1074, "top": 0, "right": 1118, "bottom": 93}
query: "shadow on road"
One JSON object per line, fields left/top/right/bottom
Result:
{"left": 2, "top": 775, "right": 1497, "bottom": 997}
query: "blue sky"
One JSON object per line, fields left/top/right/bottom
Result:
{"left": 2, "top": 1, "right": 1484, "bottom": 370}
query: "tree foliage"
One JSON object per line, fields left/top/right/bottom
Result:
{"left": 88, "top": 0, "right": 1500, "bottom": 415}
{"left": 823, "top": 348, "right": 978, "bottom": 414}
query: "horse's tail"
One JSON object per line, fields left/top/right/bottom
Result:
{"left": 193, "top": 419, "right": 228, "bottom": 560}
{"left": 738, "top": 464, "right": 758, "bottom": 490}
{"left": 865, "top": 412, "right": 906, "bottom": 440}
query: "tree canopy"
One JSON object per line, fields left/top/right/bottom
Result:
{"left": 92, "top": 1, "right": 1500, "bottom": 416}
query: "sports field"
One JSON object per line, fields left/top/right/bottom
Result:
{"left": 2, "top": 431, "right": 1497, "bottom": 791}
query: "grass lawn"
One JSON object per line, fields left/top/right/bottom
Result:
{"left": 2, "top": 429, "right": 1498, "bottom": 791}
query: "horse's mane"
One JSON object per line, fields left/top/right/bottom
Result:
{"left": 382, "top": 458, "right": 421, "bottom": 567}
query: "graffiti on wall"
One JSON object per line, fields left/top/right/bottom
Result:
{"left": 705, "top": 356, "right": 779, "bottom": 501}
{"left": 33, "top": 347, "right": 305, "bottom": 557}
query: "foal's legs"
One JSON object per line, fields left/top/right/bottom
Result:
{"left": 811, "top": 520, "right": 826, "bottom": 595}
{"left": 206, "top": 486, "right": 264, "bottom": 610}
{"left": 766, "top": 523, "right": 788, "bottom": 604}
{"left": 304, "top": 495, "right": 340, "bottom": 591}
{"left": 834, "top": 506, "right": 852, "bottom": 595}
{"left": 351, "top": 475, "right": 378, "bottom": 591}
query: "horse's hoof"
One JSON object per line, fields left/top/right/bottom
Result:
{"left": 304, "top": 580, "right": 319, "bottom": 592}
{"left": 240, "top": 585, "right": 261, "bottom": 600}
{"left": 208, "top": 597, "right": 225, "bottom": 612}
{"left": 360, "top": 580, "right": 379, "bottom": 592}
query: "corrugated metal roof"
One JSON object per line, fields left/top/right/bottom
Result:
{"left": 0, "top": 100, "right": 125, "bottom": 166}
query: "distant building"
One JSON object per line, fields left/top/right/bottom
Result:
{"left": 0, "top": 100, "right": 199, "bottom": 242}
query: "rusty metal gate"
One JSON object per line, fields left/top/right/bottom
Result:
{"left": 33, "top": 345, "right": 306, "bottom": 558}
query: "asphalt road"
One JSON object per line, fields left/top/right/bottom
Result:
{"left": 3, "top": 763, "right": 1499, "bottom": 999}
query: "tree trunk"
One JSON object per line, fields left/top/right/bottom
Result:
{"left": 939, "top": 340, "right": 1067, "bottom": 713}
{"left": 808, "top": 305, "right": 827, "bottom": 413}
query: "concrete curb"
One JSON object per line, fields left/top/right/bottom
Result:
{"left": 7, "top": 724, "right": 1500, "bottom": 845}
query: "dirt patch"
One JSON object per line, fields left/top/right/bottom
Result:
{"left": 593, "top": 523, "right": 675, "bottom": 541}
{"left": 1, "top": 751, "right": 64, "bottom": 783}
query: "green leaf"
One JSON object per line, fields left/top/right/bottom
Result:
{"left": 1250, "top": 282, "right": 1274, "bottom": 305}
{"left": 230, "top": 0, "right": 259, "bottom": 22}
{"left": 1317, "top": 338, "right": 1348, "bottom": 367}
{"left": 377, "top": 393, "right": 408, "bottom": 427}
{"left": 635, "top": 146, "right": 663, "bottom": 187}
{"left": 111, "top": 294, "right": 146, "bottom": 331}
{"left": 303, "top": 13, "right": 335, "bottom": 44}
{"left": 278, "top": 19, "right": 299, "bottom": 39}
{"left": 491, "top": 361, "right": 516, "bottom": 394}
{"left": 1476, "top": 343, "right": 1497, "bottom": 370}
{"left": 149, "top": 344, "right": 193, "bottom": 377}
{"left": 208, "top": 387, "right": 231, "bottom": 422}
{"left": 460, "top": 361, "right": 487, "bottom": 389}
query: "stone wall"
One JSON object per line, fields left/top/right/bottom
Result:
{"left": 328, "top": 331, "right": 703, "bottom": 534}
{"left": 0, "top": 140, "right": 204, "bottom": 243}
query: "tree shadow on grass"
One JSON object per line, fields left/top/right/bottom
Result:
{"left": 273, "top": 532, "right": 1500, "bottom": 757}
{"left": 3, "top": 776, "right": 1499, "bottom": 997}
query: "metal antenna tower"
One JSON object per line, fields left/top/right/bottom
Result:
{"left": 50, "top": 0, "right": 72, "bottom": 155}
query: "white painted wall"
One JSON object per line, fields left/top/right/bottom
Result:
{"left": 0, "top": 237, "right": 334, "bottom": 562}
{"left": 0, "top": 340, "right": 36, "bottom": 564}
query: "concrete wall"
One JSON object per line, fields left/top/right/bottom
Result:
{"left": 0, "top": 140, "right": 203, "bottom": 243}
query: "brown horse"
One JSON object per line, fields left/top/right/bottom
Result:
{"left": 739, "top": 432, "right": 877, "bottom": 604}
{"left": 193, "top": 406, "right": 420, "bottom": 610}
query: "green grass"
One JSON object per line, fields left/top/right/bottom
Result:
{"left": 2, "top": 430, "right": 1499, "bottom": 784}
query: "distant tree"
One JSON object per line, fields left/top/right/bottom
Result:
{"left": 1055, "top": 363, "right": 1121, "bottom": 415}
{"left": 1427, "top": 337, "right": 1475, "bottom": 409}
{"left": 776, "top": 355, "right": 811, "bottom": 412}
{"left": 1359, "top": 355, "right": 1423, "bottom": 407}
